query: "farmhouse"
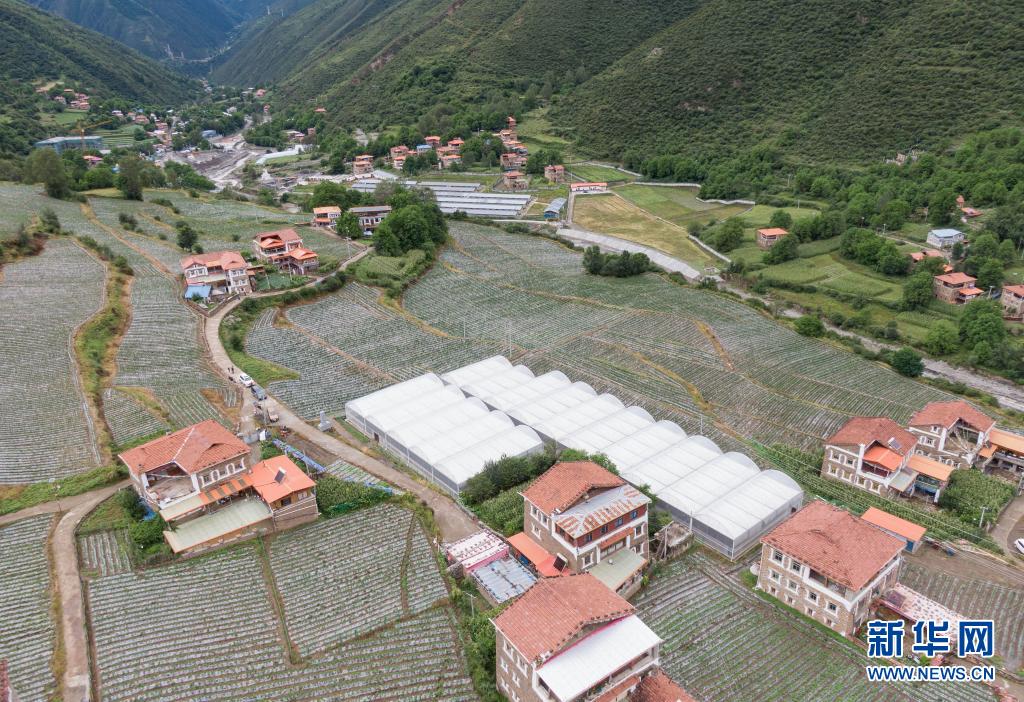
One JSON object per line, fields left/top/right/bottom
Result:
{"left": 447, "top": 138, "right": 464, "bottom": 152}
{"left": 493, "top": 574, "right": 664, "bottom": 702}
{"left": 756, "top": 227, "right": 788, "bottom": 249}
{"left": 908, "top": 250, "right": 951, "bottom": 273}
{"left": 352, "top": 154, "right": 374, "bottom": 175}
{"left": 980, "top": 428, "right": 1024, "bottom": 475}
{"left": 439, "top": 153, "right": 462, "bottom": 169}
{"left": 515, "top": 461, "right": 650, "bottom": 596}
{"left": 425, "top": 135, "right": 441, "bottom": 148}
{"left": 570, "top": 182, "right": 608, "bottom": 194}
{"left": 180, "top": 251, "right": 255, "bottom": 296}
{"left": 544, "top": 164, "right": 566, "bottom": 183}
{"left": 1001, "top": 284, "right": 1024, "bottom": 319}
{"left": 758, "top": 501, "right": 905, "bottom": 636}
{"left": 445, "top": 531, "right": 537, "bottom": 604}
{"left": 119, "top": 423, "right": 318, "bottom": 553}
{"left": 311, "top": 205, "right": 341, "bottom": 228}
{"left": 926, "top": 228, "right": 965, "bottom": 250}
{"left": 860, "top": 507, "right": 926, "bottom": 554}
{"left": 253, "top": 228, "right": 304, "bottom": 259}
{"left": 544, "top": 197, "right": 567, "bottom": 220}
{"left": 503, "top": 171, "right": 528, "bottom": 191}
{"left": 821, "top": 417, "right": 953, "bottom": 501}
{"left": 501, "top": 152, "right": 528, "bottom": 171}
{"left": 349, "top": 205, "right": 392, "bottom": 235}
{"left": 908, "top": 400, "right": 994, "bottom": 468}
{"left": 932, "top": 272, "right": 983, "bottom": 304}
{"left": 390, "top": 144, "right": 410, "bottom": 162}
{"left": 274, "top": 247, "right": 320, "bottom": 275}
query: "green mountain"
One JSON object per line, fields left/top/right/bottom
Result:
{"left": 213, "top": 0, "right": 1024, "bottom": 166}
{"left": 0, "top": 0, "right": 197, "bottom": 155}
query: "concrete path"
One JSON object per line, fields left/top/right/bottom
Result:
{"left": 203, "top": 278, "right": 479, "bottom": 544}
{"left": 0, "top": 479, "right": 129, "bottom": 527}
{"left": 53, "top": 481, "right": 129, "bottom": 702}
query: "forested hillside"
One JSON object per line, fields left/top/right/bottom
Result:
{"left": 0, "top": 0, "right": 197, "bottom": 154}
{"left": 219, "top": 0, "right": 1024, "bottom": 167}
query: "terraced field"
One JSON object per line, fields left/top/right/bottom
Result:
{"left": 87, "top": 506, "right": 474, "bottom": 702}
{"left": 901, "top": 562, "right": 1024, "bottom": 671}
{"left": 0, "top": 238, "right": 105, "bottom": 482}
{"left": 636, "top": 553, "right": 996, "bottom": 702}
{"left": 0, "top": 515, "right": 57, "bottom": 702}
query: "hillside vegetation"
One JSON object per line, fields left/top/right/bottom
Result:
{"left": 221, "top": 0, "right": 1024, "bottom": 167}
{"left": 0, "top": 0, "right": 196, "bottom": 154}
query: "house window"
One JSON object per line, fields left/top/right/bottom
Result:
{"left": 787, "top": 579, "right": 798, "bottom": 591}
{"left": 615, "top": 516, "right": 624, "bottom": 527}
{"left": 825, "top": 619, "right": 834, "bottom": 628}
{"left": 634, "top": 524, "right": 643, "bottom": 537}
{"left": 210, "top": 469, "right": 220, "bottom": 482}
{"left": 531, "top": 524, "right": 541, "bottom": 538}
{"left": 584, "top": 534, "right": 592, "bottom": 543}
{"left": 827, "top": 602, "right": 838, "bottom": 613}
{"left": 770, "top": 570, "right": 780, "bottom": 581}
{"left": 790, "top": 560, "right": 802, "bottom": 573}
{"left": 772, "top": 550, "right": 784, "bottom": 564}
{"left": 630, "top": 509, "right": 638, "bottom": 520}
{"left": 600, "top": 525, "right": 608, "bottom": 535}
{"left": 280, "top": 495, "right": 292, "bottom": 507}
{"left": 828, "top": 465, "right": 836, "bottom": 475}
{"left": 806, "top": 607, "right": 815, "bottom": 616}
{"left": 808, "top": 592, "right": 818, "bottom": 603}
{"left": 582, "top": 551, "right": 594, "bottom": 567}
{"left": 500, "top": 659, "right": 508, "bottom": 673}
{"left": 503, "top": 640, "right": 513, "bottom": 655}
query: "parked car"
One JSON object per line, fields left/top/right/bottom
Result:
{"left": 1015, "top": 538, "right": 1024, "bottom": 555}
{"left": 236, "top": 372, "right": 254, "bottom": 387}
{"left": 251, "top": 384, "right": 267, "bottom": 401}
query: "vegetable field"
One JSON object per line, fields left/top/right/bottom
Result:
{"left": 636, "top": 552, "right": 996, "bottom": 702}
{"left": 0, "top": 238, "right": 105, "bottom": 482}
{"left": 901, "top": 562, "right": 1024, "bottom": 671}
{"left": 0, "top": 515, "right": 57, "bottom": 702}
{"left": 86, "top": 505, "right": 475, "bottom": 701}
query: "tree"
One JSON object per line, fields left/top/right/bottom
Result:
{"left": 175, "top": 221, "right": 198, "bottom": 251}
{"left": 372, "top": 222, "right": 402, "bottom": 256}
{"left": 959, "top": 299, "right": 1005, "bottom": 347}
{"left": 82, "top": 165, "right": 114, "bottom": 190}
{"left": 974, "top": 258, "right": 1004, "bottom": 292}
{"left": 25, "top": 148, "right": 70, "bottom": 199}
{"left": 336, "top": 211, "right": 361, "bottom": 239}
{"left": 879, "top": 199, "right": 910, "bottom": 230}
{"left": 524, "top": 148, "right": 562, "bottom": 175}
{"left": 924, "top": 321, "right": 958, "bottom": 356}
{"left": 39, "top": 208, "right": 61, "bottom": 234}
{"left": 997, "top": 239, "right": 1017, "bottom": 265}
{"left": 928, "top": 189, "right": 958, "bottom": 226}
{"left": 874, "top": 241, "right": 910, "bottom": 275}
{"left": 794, "top": 315, "right": 824, "bottom": 337}
{"left": 890, "top": 347, "right": 924, "bottom": 377}
{"left": 901, "top": 272, "right": 933, "bottom": 310}
{"left": 763, "top": 233, "right": 799, "bottom": 264}
{"left": 116, "top": 155, "right": 144, "bottom": 200}
{"left": 711, "top": 219, "right": 744, "bottom": 252}
{"left": 768, "top": 209, "right": 793, "bottom": 229}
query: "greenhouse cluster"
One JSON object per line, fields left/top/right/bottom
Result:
{"left": 348, "top": 356, "right": 805, "bottom": 556}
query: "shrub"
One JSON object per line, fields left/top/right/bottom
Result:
{"left": 938, "top": 470, "right": 1014, "bottom": 528}
{"left": 890, "top": 347, "right": 924, "bottom": 377}
{"left": 315, "top": 474, "right": 387, "bottom": 514}
{"left": 794, "top": 315, "right": 825, "bottom": 337}
{"left": 116, "top": 488, "right": 147, "bottom": 521}
{"left": 129, "top": 514, "right": 167, "bottom": 548}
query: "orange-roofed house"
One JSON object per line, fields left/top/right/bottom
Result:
{"left": 352, "top": 154, "right": 374, "bottom": 175}
{"left": 250, "top": 455, "right": 318, "bottom": 528}
{"left": 981, "top": 428, "right": 1024, "bottom": 476}
{"left": 516, "top": 461, "right": 650, "bottom": 596}
{"left": 275, "top": 246, "right": 320, "bottom": 275}
{"left": 1001, "top": 284, "right": 1024, "bottom": 320}
{"left": 493, "top": 573, "right": 663, "bottom": 702}
{"left": 629, "top": 670, "right": 698, "bottom": 702}
{"left": 504, "top": 170, "right": 528, "bottom": 191}
{"left": 253, "top": 228, "right": 304, "bottom": 259}
{"left": 756, "top": 227, "right": 788, "bottom": 249}
{"left": 438, "top": 153, "right": 462, "bottom": 169}
{"left": 860, "top": 507, "right": 926, "bottom": 553}
{"left": 544, "top": 164, "right": 566, "bottom": 183}
{"left": 908, "top": 401, "right": 995, "bottom": 469}
{"left": 311, "top": 205, "right": 341, "bottom": 228}
{"left": 933, "top": 272, "right": 983, "bottom": 304}
{"left": 119, "top": 420, "right": 250, "bottom": 515}
{"left": 425, "top": 135, "right": 441, "bottom": 148}
{"left": 758, "top": 500, "right": 905, "bottom": 636}
{"left": 501, "top": 151, "right": 528, "bottom": 171}
{"left": 447, "top": 137, "right": 464, "bottom": 153}
{"left": 570, "top": 182, "right": 608, "bottom": 194}
{"left": 180, "top": 250, "right": 254, "bottom": 295}
{"left": 821, "top": 417, "right": 920, "bottom": 499}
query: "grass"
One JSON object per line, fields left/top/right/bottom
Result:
{"left": 226, "top": 344, "right": 300, "bottom": 387}
{"left": 77, "top": 490, "right": 133, "bottom": 534}
{"left": 615, "top": 183, "right": 751, "bottom": 227}
{"left": 0, "top": 465, "right": 125, "bottom": 517}
{"left": 567, "top": 163, "right": 633, "bottom": 183}
{"left": 353, "top": 249, "right": 428, "bottom": 288}
{"left": 571, "top": 193, "right": 716, "bottom": 269}
{"left": 516, "top": 107, "right": 572, "bottom": 153}
{"left": 254, "top": 271, "right": 309, "bottom": 292}
{"left": 39, "top": 109, "right": 88, "bottom": 127}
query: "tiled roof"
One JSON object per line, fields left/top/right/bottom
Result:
{"left": 494, "top": 573, "right": 633, "bottom": 663}
{"left": 934, "top": 272, "right": 976, "bottom": 285}
{"left": 909, "top": 401, "right": 994, "bottom": 433}
{"left": 250, "top": 455, "right": 315, "bottom": 504}
{"left": 861, "top": 507, "right": 926, "bottom": 543}
{"left": 522, "top": 461, "right": 626, "bottom": 514}
{"left": 907, "top": 454, "right": 954, "bottom": 482}
{"left": 863, "top": 445, "right": 903, "bottom": 472}
{"left": 118, "top": 420, "right": 248, "bottom": 477}
{"left": 180, "top": 250, "right": 247, "bottom": 271}
{"left": 630, "top": 670, "right": 698, "bottom": 702}
{"left": 312, "top": 206, "right": 341, "bottom": 214}
{"left": 761, "top": 501, "right": 904, "bottom": 591}
{"left": 508, "top": 532, "right": 567, "bottom": 577}
{"left": 1003, "top": 284, "right": 1024, "bottom": 298}
{"left": 255, "top": 228, "right": 302, "bottom": 245}
{"left": 757, "top": 227, "right": 788, "bottom": 236}
{"left": 826, "top": 417, "right": 916, "bottom": 456}
{"left": 284, "top": 247, "right": 318, "bottom": 261}
{"left": 554, "top": 484, "right": 650, "bottom": 538}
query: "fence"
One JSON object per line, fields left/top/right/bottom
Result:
{"left": 272, "top": 439, "right": 393, "bottom": 494}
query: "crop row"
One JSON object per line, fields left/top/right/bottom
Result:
{"left": 0, "top": 515, "right": 57, "bottom": 702}
{"left": 0, "top": 239, "right": 105, "bottom": 482}
{"left": 79, "top": 529, "right": 131, "bottom": 577}
{"left": 102, "top": 388, "right": 169, "bottom": 447}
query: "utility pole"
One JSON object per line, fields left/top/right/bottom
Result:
{"left": 978, "top": 505, "right": 987, "bottom": 529}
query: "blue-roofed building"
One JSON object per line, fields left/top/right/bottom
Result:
{"left": 544, "top": 197, "right": 567, "bottom": 220}
{"left": 926, "top": 228, "right": 965, "bottom": 250}
{"left": 34, "top": 136, "right": 103, "bottom": 154}
{"left": 416, "top": 144, "right": 432, "bottom": 154}
{"left": 184, "top": 284, "right": 212, "bottom": 301}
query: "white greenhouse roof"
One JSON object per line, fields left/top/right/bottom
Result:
{"left": 473, "top": 370, "right": 572, "bottom": 413}
{"left": 559, "top": 406, "right": 656, "bottom": 454}
{"left": 460, "top": 364, "right": 536, "bottom": 402}
{"left": 532, "top": 393, "right": 626, "bottom": 443}
{"left": 344, "top": 373, "right": 444, "bottom": 428}
{"left": 388, "top": 397, "right": 491, "bottom": 453}
{"left": 433, "top": 425, "right": 544, "bottom": 486}
{"left": 363, "top": 384, "right": 465, "bottom": 436}
{"left": 693, "top": 470, "right": 803, "bottom": 541}
{"left": 409, "top": 410, "right": 516, "bottom": 469}
{"left": 536, "top": 615, "right": 661, "bottom": 701}
{"left": 602, "top": 420, "right": 688, "bottom": 472}
{"left": 506, "top": 381, "right": 597, "bottom": 427}
{"left": 440, "top": 355, "right": 513, "bottom": 387}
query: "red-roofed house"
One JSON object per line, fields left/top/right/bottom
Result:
{"left": 501, "top": 151, "right": 528, "bottom": 171}
{"left": 119, "top": 420, "right": 250, "bottom": 514}
{"left": 860, "top": 507, "right": 926, "bottom": 553}
{"left": 180, "top": 251, "right": 254, "bottom": 295}
{"left": 253, "top": 228, "right": 303, "bottom": 259}
{"left": 504, "top": 170, "right": 528, "bottom": 191}
{"left": 756, "top": 227, "right": 788, "bottom": 249}
{"left": 544, "top": 164, "right": 566, "bottom": 183}
{"left": 352, "top": 154, "right": 374, "bottom": 176}
{"left": 758, "top": 500, "right": 905, "bottom": 636}
{"left": 311, "top": 205, "right": 341, "bottom": 228}
{"left": 1001, "top": 284, "right": 1024, "bottom": 320}
{"left": 933, "top": 272, "right": 983, "bottom": 304}
{"left": 629, "top": 670, "right": 697, "bottom": 702}
{"left": 517, "top": 462, "right": 650, "bottom": 595}
{"left": 908, "top": 401, "right": 995, "bottom": 468}
{"left": 821, "top": 417, "right": 919, "bottom": 498}
{"left": 493, "top": 573, "right": 662, "bottom": 702}
{"left": 250, "top": 455, "right": 318, "bottom": 528}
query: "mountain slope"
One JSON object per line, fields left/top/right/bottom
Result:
{"left": 553, "top": 0, "right": 1024, "bottom": 163}
{"left": 0, "top": 0, "right": 197, "bottom": 154}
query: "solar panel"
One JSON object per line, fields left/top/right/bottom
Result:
{"left": 274, "top": 469, "right": 286, "bottom": 484}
